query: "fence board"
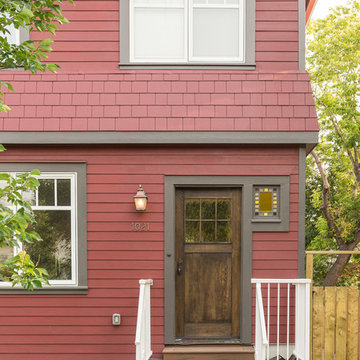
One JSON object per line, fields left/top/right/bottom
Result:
{"left": 324, "top": 287, "right": 336, "bottom": 360}
{"left": 335, "top": 287, "right": 347, "bottom": 360}
{"left": 347, "top": 287, "right": 358, "bottom": 360}
{"left": 312, "top": 287, "right": 324, "bottom": 360}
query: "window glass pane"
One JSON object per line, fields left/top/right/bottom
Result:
{"left": 217, "top": 221, "right": 231, "bottom": 242}
{"left": 192, "top": 8, "right": 240, "bottom": 58}
{"left": 201, "top": 221, "right": 215, "bottom": 242}
{"left": 25, "top": 210, "right": 71, "bottom": 280}
{"left": 0, "top": 180, "right": 12, "bottom": 208}
{"left": 135, "top": 0, "right": 183, "bottom": 5}
{"left": 0, "top": 245, "right": 13, "bottom": 263}
{"left": 57, "top": 179, "right": 71, "bottom": 206}
{"left": 134, "top": 7, "right": 185, "bottom": 60}
{"left": 226, "top": 0, "right": 239, "bottom": 4}
{"left": 185, "top": 221, "right": 200, "bottom": 242}
{"left": 186, "top": 199, "right": 200, "bottom": 219}
{"left": 208, "top": 0, "right": 225, "bottom": 4}
{"left": 201, "top": 199, "right": 215, "bottom": 219}
{"left": 38, "top": 179, "right": 55, "bottom": 206}
{"left": 22, "top": 189, "right": 36, "bottom": 206}
{"left": 217, "top": 199, "right": 231, "bottom": 219}
{"left": 259, "top": 192, "right": 273, "bottom": 212}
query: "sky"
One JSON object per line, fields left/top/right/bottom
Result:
{"left": 311, "top": 0, "right": 347, "bottom": 19}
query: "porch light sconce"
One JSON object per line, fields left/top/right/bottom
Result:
{"left": 134, "top": 185, "right": 148, "bottom": 211}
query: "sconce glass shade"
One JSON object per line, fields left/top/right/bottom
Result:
{"left": 134, "top": 185, "right": 148, "bottom": 211}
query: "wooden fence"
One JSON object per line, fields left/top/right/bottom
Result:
{"left": 312, "top": 286, "right": 359, "bottom": 360}
{"left": 306, "top": 251, "right": 360, "bottom": 360}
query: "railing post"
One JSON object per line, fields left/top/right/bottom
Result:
{"left": 306, "top": 253, "right": 313, "bottom": 360}
{"left": 294, "top": 281, "right": 311, "bottom": 360}
{"left": 135, "top": 279, "right": 153, "bottom": 360}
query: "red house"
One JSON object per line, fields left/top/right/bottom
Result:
{"left": 0, "top": 0, "right": 318, "bottom": 359}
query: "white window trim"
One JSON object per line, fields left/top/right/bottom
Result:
{"left": 129, "top": 0, "right": 245, "bottom": 64}
{"left": 0, "top": 172, "right": 78, "bottom": 287}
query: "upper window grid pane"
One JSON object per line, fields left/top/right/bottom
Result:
{"left": 129, "top": 0, "right": 245, "bottom": 63}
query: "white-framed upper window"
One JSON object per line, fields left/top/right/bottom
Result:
{"left": 129, "top": 0, "right": 245, "bottom": 63}
{"left": 0, "top": 172, "right": 78, "bottom": 286}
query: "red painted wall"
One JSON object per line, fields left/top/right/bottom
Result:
{"left": 1, "top": 71, "right": 318, "bottom": 132}
{"left": 28, "top": 0, "right": 301, "bottom": 72}
{"left": 0, "top": 145, "right": 299, "bottom": 359}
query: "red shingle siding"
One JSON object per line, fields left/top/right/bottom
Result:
{"left": 0, "top": 145, "right": 299, "bottom": 359}
{"left": 1, "top": 71, "right": 318, "bottom": 132}
{"left": 28, "top": 0, "right": 301, "bottom": 72}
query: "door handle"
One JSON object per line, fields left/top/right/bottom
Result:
{"left": 177, "top": 259, "right": 183, "bottom": 275}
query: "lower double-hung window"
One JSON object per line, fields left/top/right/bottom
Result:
{"left": 129, "top": 0, "right": 246, "bottom": 63}
{"left": 0, "top": 165, "right": 87, "bottom": 291}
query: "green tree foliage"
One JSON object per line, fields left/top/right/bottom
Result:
{"left": 306, "top": 0, "right": 360, "bottom": 286}
{"left": 0, "top": 1, "right": 73, "bottom": 288}
{"left": 0, "top": 149, "right": 49, "bottom": 290}
{"left": 0, "top": 0, "right": 73, "bottom": 111}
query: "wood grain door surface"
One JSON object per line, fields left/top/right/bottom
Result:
{"left": 175, "top": 188, "right": 241, "bottom": 340}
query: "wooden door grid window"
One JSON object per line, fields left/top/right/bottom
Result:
{"left": 185, "top": 198, "right": 231, "bottom": 243}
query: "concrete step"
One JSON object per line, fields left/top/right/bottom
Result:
{"left": 163, "top": 344, "right": 255, "bottom": 360}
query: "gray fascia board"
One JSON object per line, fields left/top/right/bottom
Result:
{"left": 0, "top": 131, "right": 318, "bottom": 146}
{"left": 298, "top": 0, "right": 306, "bottom": 70}
{"left": 298, "top": 146, "right": 306, "bottom": 277}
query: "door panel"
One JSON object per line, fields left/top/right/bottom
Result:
{"left": 175, "top": 188, "right": 241, "bottom": 340}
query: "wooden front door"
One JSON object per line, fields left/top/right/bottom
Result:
{"left": 175, "top": 188, "right": 241, "bottom": 340}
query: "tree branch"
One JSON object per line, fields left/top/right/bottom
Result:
{"left": 311, "top": 150, "right": 344, "bottom": 247}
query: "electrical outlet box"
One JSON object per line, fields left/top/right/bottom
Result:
{"left": 112, "top": 313, "right": 121, "bottom": 326}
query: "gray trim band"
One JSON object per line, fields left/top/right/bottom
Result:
{"left": 0, "top": 131, "right": 318, "bottom": 146}
{"left": 0, "top": 286, "right": 88, "bottom": 295}
{"left": 298, "top": 146, "right": 306, "bottom": 277}
{"left": 298, "top": 0, "right": 306, "bottom": 70}
{"left": 164, "top": 175, "right": 290, "bottom": 345}
{"left": 0, "top": 162, "right": 87, "bottom": 292}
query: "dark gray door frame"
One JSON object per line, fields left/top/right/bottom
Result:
{"left": 164, "top": 175, "right": 290, "bottom": 344}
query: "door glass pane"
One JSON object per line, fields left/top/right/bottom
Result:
{"left": 38, "top": 179, "right": 55, "bottom": 206}
{"left": 185, "top": 221, "right": 200, "bottom": 242}
{"left": 186, "top": 199, "right": 200, "bottom": 219}
{"left": 134, "top": 7, "right": 185, "bottom": 60}
{"left": 192, "top": 8, "right": 239, "bottom": 58}
{"left": 201, "top": 221, "right": 215, "bottom": 242}
{"left": 201, "top": 199, "right": 215, "bottom": 219}
{"left": 217, "top": 221, "right": 231, "bottom": 242}
{"left": 57, "top": 179, "right": 71, "bottom": 206}
{"left": 25, "top": 210, "right": 71, "bottom": 280}
{"left": 217, "top": 199, "right": 231, "bottom": 219}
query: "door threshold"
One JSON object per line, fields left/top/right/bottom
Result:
{"left": 174, "top": 338, "right": 245, "bottom": 345}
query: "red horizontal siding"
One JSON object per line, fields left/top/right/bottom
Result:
{"left": 0, "top": 144, "right": 300, "bottom": 359}
{"left": 1, "top": 71, "right": 318, "bottom": 132}
{"left": 25, "top": 0, "right": 301, "bottom": 72}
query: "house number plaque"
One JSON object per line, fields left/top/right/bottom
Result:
{"left": 131, "top": 222, "right": 150, "bottom": 231}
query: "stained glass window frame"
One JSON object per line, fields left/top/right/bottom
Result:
{"left": 253, "top": 185, "right": 280, "bottom": 219}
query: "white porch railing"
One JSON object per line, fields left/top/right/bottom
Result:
{"left": 251, "top": 279, "right": 311, "bottom": 360}
{"left": 135, "top": 279, "right": 153, "bottom": 360}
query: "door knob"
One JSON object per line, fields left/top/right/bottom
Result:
{"left": 177, "top": 259, "right": 183, "bottom": 275}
